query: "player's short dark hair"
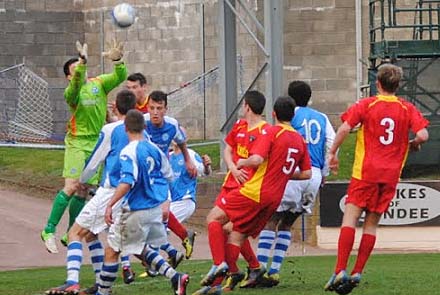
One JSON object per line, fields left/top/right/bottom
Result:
{"left": 63, "top": 57, "right": 79, "bottom": 77}
{"left": 288, "top": 81, "right": 311, "bottom": 107}
{"left": 244, "top": 90, "right": 265, "bottom": 115}
{"left": 125, "top": 109, "right": 145, "bottom": 133}
{"left": 273, "top": 96, "right": 296, "bottom": 122}
{"left": 149, "top": 90, "right": 168, "bottom": 107}
{"left": 116, "top": 90, "right": 136, "bottom": 115}
{"left": 127, "top": 72, "right": 147, "bottom": 86}
{"left": 377, "top": 64, "right": 402, "bottom": 93}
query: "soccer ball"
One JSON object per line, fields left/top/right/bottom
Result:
{"left": 111, "top": 3, "right": 136, "bottom": 28}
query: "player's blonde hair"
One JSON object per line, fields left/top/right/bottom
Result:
{"left": 377, "top": 64, "right": 403, "bottom": 93}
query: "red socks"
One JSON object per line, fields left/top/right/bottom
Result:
{"left": 225, "top": 243, "right": 241, "bottom": 273}
{"left": 208, "top": 221, "right": 226, "bottom": 265}
{"left": 168, "top": 212, "right": 187, "bottom": 241}
{"left": 240, "top": 239, "right": 259, "bottom": 269}
{"left": 335, "top": 226, "right": 355, "bottom": 273}
{"left": 352, "top": 233, "right": 376, "bottom": 274}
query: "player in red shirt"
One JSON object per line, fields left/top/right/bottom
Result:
{"left": 194, "top": 91, "right": 272, "bottom": 294}
{"left": 220, "top": 95, "right": 273, "bottom": 290}
{"left": 222, "top": 96, "right": 312, "bottom": 289}
{"left": 324, "top": 64, "right": 429, "bottom": 294}
{"left": 194, "top": 96, "right": 312, "bottom": 294}
{"left": 126, "top": 72, "right": 149, "bottom": 113}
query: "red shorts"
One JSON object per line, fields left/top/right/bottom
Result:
{"left": 216, "top": 190, "right": 278, "bottom": 238}
{"left": 346, "top": 178, "right": 397, "bottom": 213}
{"left": 214, "top": 187, "right": 232, "bottom": 205}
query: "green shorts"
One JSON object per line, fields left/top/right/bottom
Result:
{"left": 63, "top": 135, "right": 99, "bottom": 184}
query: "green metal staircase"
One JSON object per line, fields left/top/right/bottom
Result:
{"left": 369, "top": 0, "right": 440, "bottom": 62}
{"left": 368, "top": 0, "right": 440, "bottom": 168}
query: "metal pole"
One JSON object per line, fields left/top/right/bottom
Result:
{"left": 219, "top": 0, "right": 237, "bottom": 171}
{"left": 264, "top": 0, "right": 283, "bottom": 123}
{"left": 237, "top": 0, "right": 265, "bottom": 34}
{"left": 224, "top": 0, "right": 269, "bottom": 57}
{"left": 221, "top": 62, "right": 269, "bottom": 132}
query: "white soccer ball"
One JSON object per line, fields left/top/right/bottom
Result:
{"left": 112, "top": 3, "right": 136, "bottom": 28}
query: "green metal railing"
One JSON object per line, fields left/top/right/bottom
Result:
{"left": 368, "top": 0, "right": 440, "bottom": 119}
{"left": 368, "top": 1, "right": 440, "bottom": 167}
{"left": 369, "top": 0, "right": 440, "bottom": 63}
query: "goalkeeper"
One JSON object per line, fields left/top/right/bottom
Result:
{"left": 41, "top": 39, "right": 128, "bottom": 254}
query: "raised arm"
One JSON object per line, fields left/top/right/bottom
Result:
{"left": 64, "top": 64, "right": 86, "bottom": 106}
{"left": 100, "top": 39, "right": 128, "bottom": 93}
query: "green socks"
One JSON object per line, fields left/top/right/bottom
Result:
{"left": 44, "top": 190, "right": 71, "bottom": 234}
{"left": 68, "top": 195, "right": 86, "bottom": 230}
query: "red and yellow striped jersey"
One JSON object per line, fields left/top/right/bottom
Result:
{"left": 239, "top": 123, "right": 311, "bottom": 203}
{"left": 223, "top": 119, "right": 272, "bottom": 190}
{"left": 342, "top": 95, "right": 429, "bottom": 183}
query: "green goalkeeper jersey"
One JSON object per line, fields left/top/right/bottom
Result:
{"left": 64, "top": 62, "right": 127, "bottom": 138}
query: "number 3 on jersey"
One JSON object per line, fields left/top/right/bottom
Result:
{"left": 283, "top": 148, "right": 298, "bottom": 174}
{"left": 379, "top": 117, "right": 395, "bottom": 145}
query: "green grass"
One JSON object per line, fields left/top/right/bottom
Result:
{"left": 189, "top": 142, "right": 221, "bottom": 171}
{"left": 0, "top": 133, "right": 438, "bottom": 195}
{"left": 0, "top": 253, "right": 439, "bottom": 295}
{"left": 326, "top": 133, "right": 356, "bottom": 181}
{"left": 0, "top": 147, "right": 65, "bottom": 192}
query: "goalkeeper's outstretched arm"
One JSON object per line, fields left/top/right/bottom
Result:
{"left": 99, "top": 39, "right": 128, "bottom": 94}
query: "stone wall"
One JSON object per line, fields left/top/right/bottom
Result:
{"left": 0, "top": 0, "right": 84, "bottom": 135}
{"left": 1, "top": 1, "right": 429, "bottom": 139}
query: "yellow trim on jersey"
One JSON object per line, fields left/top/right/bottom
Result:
{"left": 352, "top": 125, "right": 365, "bottom": 179}
{"left": 247, "top": 120, "right": 268, "bottom": 132}
{"left": 239, "top": 123, "right": 294, "bottom": 203}
{"left": 276, "top": 123, "right": 295, "bottom": 136}
{"left": 370, "top": 95, "right": 408, "bottom": 110}
{"left": 239, "top": 160, "right": 268, "bottom": 203}
{"left": 136, "top": 96, "right": 149, "bottom": 109}
{"left": 401, "top": 146, "right": 410, "bottom": 175}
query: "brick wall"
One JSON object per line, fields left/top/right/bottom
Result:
{"left": 0, "top": 0, "right": 84, "bottom": 136}
{"left": 1, "top": 1, "right": 428, "bottom": 138}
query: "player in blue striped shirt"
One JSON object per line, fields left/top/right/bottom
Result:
{"left": 142, "top": 91, "right": 198, "bottom": 269}
{"left": 45, "top": 90, "right": 137, "bottom": 295}
{"left": 99, "top": 110, "right": 189, "bottom": 295}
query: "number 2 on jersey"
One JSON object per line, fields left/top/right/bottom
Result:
{"left": 146, "top": 156, "right": 155, "bottom": 184}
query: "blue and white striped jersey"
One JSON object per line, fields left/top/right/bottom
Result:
{"left": 143, "top": 114, "right": 186, "bottom": 154}
{"left": 290, "top": 106, "right": 335, "bottom": 176}
{"left": 119, "top": 139, "right": 173, "bottom": 211}
{"left": 80, "top": 120, "right": 128, "bottom": 188}
{"left": 169, "top": 149, "right": 205, "bottom": 203}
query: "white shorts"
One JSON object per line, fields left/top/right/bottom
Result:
{"left": 76, "top": 187, "right": 117, "bottom": 235}
{"left": 170, "top": 198, "right": 196, "bottom": 223}
{"left": 277, "top": 167, "right": 322, "bottom": 213}
{"left": 107, "top": 205, "right": 167, "bottom": 256}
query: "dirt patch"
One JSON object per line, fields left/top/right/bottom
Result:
{"left": 0, "top": 185, "right": 339, "bottom": 271}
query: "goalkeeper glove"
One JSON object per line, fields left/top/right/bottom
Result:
{"left": 76, "top": 41, "right": 88, "bottom": 64}
{"left": 102, "top": 38, "right": 124, "bottom": 62}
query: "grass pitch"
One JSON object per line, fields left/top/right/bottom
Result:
{"left": 1, "top": 253, "right": 439, "bottom": 295}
